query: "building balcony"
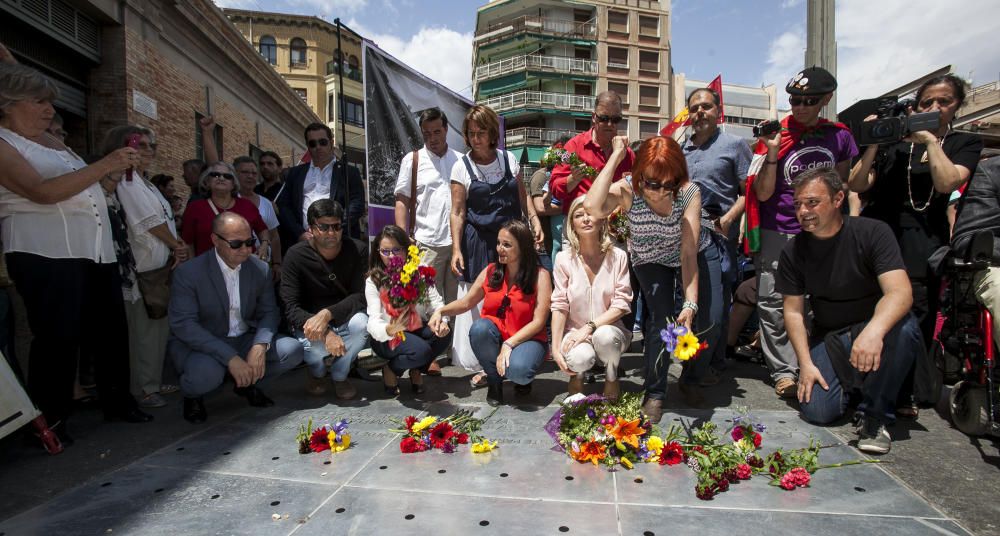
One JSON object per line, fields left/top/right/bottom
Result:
{"left": 326, "top": 61, "right": 363, "bottom": 82}
{"left": 475, "top": 54, "right": 598, "bottom": 82}
{"left": 480, "top": 90, "right": 595, "bottom": 115}
{"left": 505, "top": 127, "right": 578, "bottom": 148}
{"left": 475, "top": 16, "right": 596, "bottom": 47}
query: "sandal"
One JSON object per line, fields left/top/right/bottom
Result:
{"left": 424, "top": 360, "right": 443, "bottom": 377}
{"left": 469, "top": 372, "right": 488, "bottom": 389}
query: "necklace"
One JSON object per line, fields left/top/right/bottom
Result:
{"left": 470, "top": 152, "right": 508, "bottom": 196}
{"left": 905, "top": 126, "right": 949, "bottom": 212}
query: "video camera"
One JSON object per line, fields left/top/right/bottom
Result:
{"left": 853, "top": 96, "right": 940, "bottom": 146}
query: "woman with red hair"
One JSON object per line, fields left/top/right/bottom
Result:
{"left": 584, "top": 135, "right": 722, "bottom": 422}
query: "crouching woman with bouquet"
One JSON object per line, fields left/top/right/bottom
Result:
{"left": 366, "top": 225, "right": 451, "bottom": 396}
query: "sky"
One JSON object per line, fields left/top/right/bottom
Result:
{"left": 214, "top": 0, "right": 1000, "bottom": 113}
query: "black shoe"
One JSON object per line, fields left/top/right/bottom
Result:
{"left": 183, "top": 397, "right": 207, "bottom": 424}
{"left": 384, "top": 383, "right": 400, "bottom": 397}
{"left": 104, "top": 407, "right": 154, "bottom": 423}
{"left": 514, "top": 382, "right": 532, "bottom": 396}
{"left": 234, "top": 385, "right": 274, "bottom": 407}
{"left": 486, "top": 383, "right": 504, "bottom": 407}
{"left": 410, "top": 382, "right": 425, "bottom": 395}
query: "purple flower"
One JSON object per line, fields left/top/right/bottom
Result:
{"left": 660, "top": 328, "right": 677, "bottom": 353}
{"left": 441, "top": 442, "right": 457, "bottom": 453}
{"left": 754, "top": 423, "right": 767, "bottom": 433}
{"left": 587, "top": 409, "right": 597, "bottom": 420}
{"left": 560, "top": 151, "right": 571, "bottom": 163}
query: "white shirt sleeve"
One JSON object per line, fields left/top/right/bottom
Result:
{"left": 257, "top": 196, "right": 279, "bottom": 230}
{"left": 450, "top": 153, "right": 471, "bottom": 191}
{"left": 365, "top": 278, "right": 393, "bottom": 343}
{"left": 394, "top": 151, "right": 414, "bottom": 197}
{"left": 116, "top": 173, "right": 168, "bottom": 234}
{"left": 505, "top": 150, "right": 521, "bottom": 179}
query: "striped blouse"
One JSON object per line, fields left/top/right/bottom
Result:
{"left": 627, "top": 182, "right": 711, "bottom": 268}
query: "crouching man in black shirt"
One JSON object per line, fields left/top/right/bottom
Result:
{"left": 776, "top": 168, "right": 920, "bottom": 454}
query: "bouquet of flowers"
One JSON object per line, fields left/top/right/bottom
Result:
{"left": 389, "top": 408, "right": 498, "bottom": 454}
{"left": 539, "top": 147, "right": 596, "bottom": 178}
{"left": 607, "top": 206, "right": 630, "bottom": 243}
{"left": 380, "top": 245, "right": 436, "bottom": 349}
{"left": 296, "top": 417, "right": 351, "bottom": 455}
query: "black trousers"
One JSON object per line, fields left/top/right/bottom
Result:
{"left": 6, "top": 253, "right": 133, "bottom": 423}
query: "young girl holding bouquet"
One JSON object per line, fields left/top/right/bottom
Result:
{"left": 366, "top": 225, "right": 451, "bottom": 396}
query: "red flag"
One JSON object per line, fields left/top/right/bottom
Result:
{"left": 299, "top": 150, "right": 311, "bottom": 164}
{"left": 659, "top": 107, "right": 690, "bottom": 137}
{"left": 707, "top": 75, "right": 724, "bottom": 123}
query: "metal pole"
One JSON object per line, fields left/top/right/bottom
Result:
{"left": 335, "top": 18, "right": 351, "bottom": 238}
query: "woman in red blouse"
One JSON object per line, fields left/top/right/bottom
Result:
{"left": 180, "top": 161, "right": 270, "bottom": 256}
{"left": 430, "top": 220, "right": 551, "bottom": 406}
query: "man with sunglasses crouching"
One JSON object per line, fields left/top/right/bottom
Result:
{"left": 749, "top": 66, "right": 858, "bottom": 400}
{"left": 280, "top": 199, "right": 370, "bottom": 400}
{"left": 168, "top": 212, "right": 304, "bottom": 424}
{"left": 276, "top": 122, "right": 365, "bottom": 254}
{"left": 550, "top": 91, "right": 636, "bottom": 211}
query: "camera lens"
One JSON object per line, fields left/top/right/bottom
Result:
{"left": 871, "top": 123, "right": 893, "bottom": 138}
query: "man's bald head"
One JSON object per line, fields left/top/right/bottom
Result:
{"left": 212, "top": 211, "right": 251, "bottom": 236}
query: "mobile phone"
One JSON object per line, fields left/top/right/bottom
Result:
{"left": 125, "top": 133, "right": 142, "bottom": 181}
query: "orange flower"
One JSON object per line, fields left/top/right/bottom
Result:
{"left": 572, "top": 441, "right": 607, "bottom": 465}
{"left": 609, "top": 417, "right": 646, "bottom": 449}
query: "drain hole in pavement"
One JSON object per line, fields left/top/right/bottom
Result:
{"left": 379, "top": 465, "right": 388, "bottom": 470}
{"left": 100, "top": 482, "right": 112, "bottom": 487}
{"left": 724, "top": 419, "right": 731, "bottom": 422}
{"left": 176, "top": 447, "right": 184, "bottom": 451}
{"left": 323, "top": 461, "right": 331, "bottom": 465}
{"left": 634, "top": 477, "right": 643, "bottom": 484}
{"left": 854, "top": 486, "right": 866, "bottom": 492}
{"left": 154, "top": 488, "right": 165, "bottom": 494}
{"left": 223, "top": 451, "right": 230, "bottom": 456}
{"left": 272, "top": 456, "right": 280, "bottom": 460}
{"left": 405, "top": 514, "right": 415, "bottom": 520}
{"left": 564, "top": 475, "right": 574, "bottom": 481}
{"left": 559, "top": 526, "right": 569, "bottom": 532}
{"left": 270, "top": 501, "right": 280, "bottom": 506}
{"left": 438, "top": 469, "right": 447, "bottom": 474}
{"left": 480, "top": 520, "right": 490, "bottom": 527}
{"left": 672, "top": 418, "right": 680, "bottom": 422}
{"left": 778, "top": 420, "right": 786, "bottom": 424}
{"left": 644, "top": 532, "right": 655, "bottom": 536}
{"left": 335, "top": 508, "right": 346, "bottom": 514}
{"left": 211, "top": 494, "right": 220, "bottom": 500}
{"left": 499, "top": 472, "right": 508, "bottom": 478}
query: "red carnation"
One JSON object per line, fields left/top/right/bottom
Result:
{"left": 731, "top": 427, "right": 744, "bottom": 442}
{"left": 400, "top": 437, "right": 422, "bottom": 453}
{"left": 420, "top": 266, "right": 436, "bottom": 278}
{"left": 736, "top": 464, "right": 752, "bottom": 480}
{"left": 404, "top": 416, "right": 417, "bottom": 433}
{"left": 790, "top": 467, "right": 810, "bottom": 486}
{"left": 752, "top": 432, "right": 762, "bottom": 448}
{"left": 309, "top": 427, "right": 331, "bottom": 452}
{"left": 695, "top": 483, "right": 715, "bottom": 500}
{"left": 402, "top": 285, "right": 418, "bottom": 301}
{"left": 716, "top": 478, "right": 730, "bottom": 492}
{"left": 429, "top": 422, "right": 456, "bottom": 449}
{"left": 659, "top": 441, "right": 684, "bottom": 466}
{"left": 456, "top": 433, "right": 469, "bottom": 444}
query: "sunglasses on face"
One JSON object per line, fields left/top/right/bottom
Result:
{"left": 208, "top": 171, "right": 235, "bottom": 181}
{"left": 788, "top": 96, "right": 822, "bottom": 107}
{"left": 496, "top": 295, "right": 511, "bottom": 320}
{"left": 312, "top": 222, "right": 343, "bottom": 233}
{"left": 642, "top": 179, "right": 671, "bottom": 192}
{"left": 594, "top": 114, "right": 623, "bottom": 124}
{"left": 214, "top": 233, "right": 255, "bottom": 249}
{"left": 379, "top": 247, "right": 402, "bottom": 256}
{"left": 307, "top": 138, "right": 331, "bottom": 148}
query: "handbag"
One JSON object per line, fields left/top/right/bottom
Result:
{"left": 136, "top": 262, "right": 172, "bottom": 319}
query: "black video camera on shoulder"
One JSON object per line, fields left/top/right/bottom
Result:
{"left": 853, "top": 96, "right": 940, "bottom": 146}
{"left": 752, "top": 120, "right": 781, "bottom": 138}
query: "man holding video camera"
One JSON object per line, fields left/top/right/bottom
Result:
{"left": 849, "top": 74, "right": 982, "bottom": 417}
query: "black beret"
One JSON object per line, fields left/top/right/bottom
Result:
{"left": 786, "top": 66, "right": 837, "bottom": 95}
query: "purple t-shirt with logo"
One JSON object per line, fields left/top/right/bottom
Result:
{"left": 760, "top": 127, "right": 858, "bottom": 234}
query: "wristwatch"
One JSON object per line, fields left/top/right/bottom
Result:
{"left": 585, "top": 321, "right": 597, "bottom": 331}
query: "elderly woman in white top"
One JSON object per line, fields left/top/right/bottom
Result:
{"left": 551, "top": 196, "right": 633, "bottom": 400}
{"left": 99, "top": 125, "right": 190, "bottom": 408}
{"left": 0, "top": 63, "right": 151, "bottom": 442}
{"left": 365, "top": 225, "right": 451, "bottom": 396}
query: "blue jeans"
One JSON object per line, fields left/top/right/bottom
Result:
{"left": 296, "top": 312, "right": 369, "bottom": 382}
{"left": 371, "top": 325, "right": 452, "bottom": 376}
{"left": 469, "top": 318, "right": 545, "bottom": 385}
{"left": 550, "top": 214, "right": 565, "bottom": 257}
{"left": 681, "top": 242, "right": 726, "bottom": 384}
{"left": 176, "top": 333, "right": 304, "bottom": 397}
{"left": 799, "top": 313, "right": 920, "bottom": 425}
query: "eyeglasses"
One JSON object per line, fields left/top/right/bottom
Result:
{"left": 642, "top": 179, "right": 671, "bottom": 192}
{"left": 312, "top": 222, "right": 343, "bottom": 233}
{"left": 207, "top": 171, "right": 235, "bottom": 181}
{"left": 594, "top": 114, "right": 624, "bottom": 124}
{"left": 496, "top": 295, "right": 511, "bottom": 320}
{"left": 307, "top": 138, "right": 331, "bottom": 148}
{"left": 788, "top": 96, "right": 822, "bottom": 107}
{"left": 379, "top": 247, "right": 402, "bottom": 256}
{"left": 214, "top": 233, "right": 255, "bottom": 249}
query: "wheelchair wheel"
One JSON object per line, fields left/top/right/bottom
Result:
{"left": 949, "top": 381, "right": 991, "bottom": 436}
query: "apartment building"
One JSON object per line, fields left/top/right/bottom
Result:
{"left": 473, "top": 0, "right": 672, "bottom": 177}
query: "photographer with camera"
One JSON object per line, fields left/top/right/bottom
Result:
{"left": 849, "top": 74, "right": 983, "bottom": 417}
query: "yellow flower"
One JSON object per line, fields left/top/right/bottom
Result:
{"left": 471, "top": 439, "right": 498, "bottom": 453}
{"left": 408, "top": 245, "right": 420, "bottom": 258}
{"left": 621, "top": 457, "right": 633, "bottom": 469}
{"left": 673, "top": 332, "right": 700, "bottom": 361}
{"left": 399, "top": 272, "right": 411, "bottom": 284}
{"left": 646, "top": 436, "right": 664, "bottom": 456}
{"left": 328, "top": 432, "right": 351, "bottom": 452}
{"left": 403, "top": 261, "right": 418, "bottom": 275}
{"left": 411, "top": 416, "right": 436, "bottom": 433}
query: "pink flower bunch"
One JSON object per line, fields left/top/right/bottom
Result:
{"left": 779, "top": 467, "right": 811, "bottom": 490}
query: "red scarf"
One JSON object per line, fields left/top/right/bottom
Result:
{"left": 742, "top": 115, "right": 850, "bottom": 254}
